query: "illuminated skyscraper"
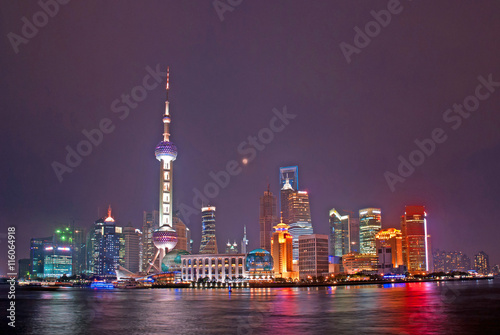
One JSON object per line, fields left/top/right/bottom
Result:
{"left": 401, "top": 205, "right": 430, "bottom": 274}
{"left": 30, "top": 236, "right": 53, "bottom": 278}
{"left": 375, "top": 228, "right": 403, "bottom": 274}
{"left": 288, "top": 191, "right": 313, "bottom": 261}
{"left": 173, "top": 216, "right": 191, "bottom": 252}
{"left": 92, "top": 207, "right": 121, "bottom": 277}
{"left": 72, "top": 227, "right": 86, "bottom": 276}
{"left": 299, "top": 234, "right": 329, "bottom": 280}
{"left": 199, "top": 206, "right": 218, "bottom": 254}
{"left": 271, "top": 217, "right": 294, "bottom": 278}
{"left": 148, "top": 67, "right": 178, "bottom": 273}
{"left": 359, "top": 208, "right": 382, "bottom": 255}
{"left": 259, "top": 186, "right": 277, "bottom": 251}
{"left": 328, "top": 209, "right": 351, "bottom": 259}
{"left": 349, "top": 217, "right": 360, "bottom": 253}
{"left": 474, "top": 251, "right": 489, "bottom": 274}
{"left": 141, "top": 210, "right": 159, "bottom": 272}
{"left": 279, "top": 166, "right": 298, "bottom": 223}
{"left": 241, "top": 225, "right": 248, "bottom": 254}
{"left": 122, "top": 226, "right": 141, "bottom": 273}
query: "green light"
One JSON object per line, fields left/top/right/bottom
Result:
{"left": 56, "top": 230, "right": 61, "bottom": 233}
{"left": 65, "top": 228, "right": 69, "bottom": 231}
{"left": 61, "top": 236, "right": 66, "bottom": 241}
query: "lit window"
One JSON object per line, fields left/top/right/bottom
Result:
{"left": 164, "top": 171, "right": 170, "bottom": 181}
{"left": 163, "top": 193, "right": 170, "bottom": 203}
{"left": 163, "top": 204, "right": 170, "bottom": 215}
{"left": 163, "top": 182, "right": 170, "bottom": 192}
{"left": 164, "top": 161, "right": 170, "bottom": 169}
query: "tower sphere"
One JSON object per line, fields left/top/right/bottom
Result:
{"left": 155, "top": 141, "right": 178, "bottom": 162}
{"left": 152, "top": 225, "right": 178, "bottom": 251}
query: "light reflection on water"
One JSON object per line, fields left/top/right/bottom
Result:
{"left": 3, "top": 279, "right": 499, "bottom": 334}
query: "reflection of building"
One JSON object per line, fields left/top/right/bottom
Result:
{"left": 433, "top": 250, "right": 471, "bottom": 272}
{"left": 299, "top": 234, "right": 329, "bottom": 280}
{"left": 122, "top": 226, "right": 141, "bottom": 273}
{"left": 359, "top": 208, "right": 381, "bottom": 255}
{"left": 199, "top": 206, "right": 218, "bottom": 254}
{"left": 329, "top": 209, "right": 351, "bottom": 259}
{"left": 401, "top": 206, "right": 429, "bottom": 274}
{"left": 181, "top": 254, "right": 246, "bottom": 282}
{"left": 141, "top": 210, "right": 159, "bottom": 272}
{"left": 474, "top": 251, "right": 489, "bottom": 274}
{"left": 245, "top": 249, "right": 274, "bottom": 280}
{"left": 30, "top": 236, "right": 52, "bottom": 278}
{"left": 342, "top": 252, "right": 378, "bottom": 274}
{"left": 173, "top": 216, "right": 191, "bottom": 252}
{"left": 259, "top": 187, "right": 277, "bottom": 252}
{"left": 271, "top": 218, "right": 294, "bottom": 278}
{"left": 375, "top": 228, "right": 403, "bottom": 274}
{"left": 279, "top": 166, "right": 298, "bottom": 223}
{"left": 93, "top": 207, "right": 121, "bottom": 277}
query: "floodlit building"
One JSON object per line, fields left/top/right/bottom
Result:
{"left": 73, "top": 227, "right": 86, "bottom": 276}
{"left": 270, "top": 217, "right": 295, "bottom": 278}
{"left": 259, "top": 186, "right": 277, "bottom": 252}
{"left": 328, "top": 209, "right": 351, "bottom": 259}
{"left": 141, "top": 210, "right": 159, "bottom": 272}
{"left": 181, "top": 254, "right": 246, "bottom": 282}
{"left": 474, "top": 251, "right": 490, "bottom": 274}
{"left": 173, "top": 216, "right": 191, "bottom": 252}
{"left": 342, "top": 252, "right": 378, "bottom": 274}
{"left": 433, "top": 250, "right": 471, "bottom": 272}
{"left": 122, "top": 226, "right": 141, "bottom": 273}
{"left": 359, "top": 208, "right": 382, "bottom": 255}
{"left": 30, "top": 236, "right": 53, "bottom": 278}
{"left": 199, "top": 206, "right": 218, "bottom": 254}
{"left": 279, "top": 166, "right": 299, "bottom": 224}
{"left": 245, "top": 249, "right": 274, "bottom": 280}
{"left": 92, "top": 207, "right": 121, "bottom": 277}
{"left": 401, "top": 206, "right": 430, "bottom": 274}
{"left": 43, "top": 244, "right": 72, "bottom": 278}
{"left": 299, "top": 234, "right": 329, "bottom": 280}
{"left": 375, "top": 228, "right": 403, "bottom": 274}
{"left": 225, "top": 241, "right": 239, "bottom": 254}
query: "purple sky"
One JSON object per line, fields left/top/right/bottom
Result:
{"left": 1, "top": 1, "right": 500, "bottom": 274}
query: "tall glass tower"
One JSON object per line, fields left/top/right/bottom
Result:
{"left": 259, "top": 186, "right": 277, "bottom": 252}
{"left": 199, "top": 206, "right": 218, "bottom": 254}
{"left": 329, "top": 209, "right": 351, "bottom": 259}
{"left": 279, "top": 166, "right": 298, "bottom": 223}
{"left": 401, "top": 205, "right": 429, "bottom": 274}
{"left": 359, "top": 208, "right": 382, "bottom": 255}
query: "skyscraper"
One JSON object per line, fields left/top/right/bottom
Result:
{"left": 141, "top": 210, "right": 159, "bottom": 272}
{"left": 433, "top": 250, "right": 471, "bottom": 272}
{"left": 271, "top": 217, "right": 294, "bottom": 278}
{"left": 328, "top": 209, "right": 351, "bottom": 259}
{"left": 122, "top": 226, "right": 141, "bottom": 273}
{"left": 92, "top": 206, "right": 121, "bottom": 277}
{"left": 474, "top": 251, "right": 489, "bottom": 274}
{"left": 199, "top": 206, "right": 218, "bottom": 254}
{"left": 73, "top": 227, "right": 86, "bottom": 276}
{"left": 149, "top": 67, "right": 178, "bottom": 272}
{"left": 401, "top": 205, "right": 429, "bottom": 274}
{"left": 259, "top": 187, "right": 277, "bottom": 251}
{"left": 375, "top": 228, "right": 403, "bottom": 274}
{"left": 173, "top": 216, "right": 190, "bottom": 252}
{"left": 349, "top": 217, "right": 360, "bottom": 253}
{"left": 279, "top": 166, "right": 298, "bottom": 223}
{"left": 241, "top": 225, "right": 248, "bottom": 254}
{"left": 359, "top": 208, "right": 382, "bottom": 255}
{"left": 299, "top": 234, "right": 329, "bottom": 280}
{"left": 30, "top": 236, "right": 53, "bottom": 279}
{"left": 288, "top": 191, "right": 313, "bottom": 261}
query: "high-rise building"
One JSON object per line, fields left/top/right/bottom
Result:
{"left": 279, "top": 166, "right": 298, "bottom": 223}
{"left": 288, "top": 191, "right": 313, "bottom": 261}
{"left": 299, "top": 234, "right": 329, "bottom": 280}
{"left": 270, "top": 217, "right": 294, "bottom": 278}
{"left": 122, "top": 226, "right": 141, "bottom": 273}
{"left": 342, "top": 252, "right": 378, "bottom": 274}
{"left": 141, "top": 210, "right": 159, "bottom": 272}
{"left": 18, "top": 259, "right": 30, "bottom": 280}
{"left": 173, "top": 216, "right": 191, "bottom": 252}
{"left": 375, "top": 228, "right": 403, "bottom": 274}
{"left": 30, "top": 236, "right": 52, "bottom": 279}
{"left": 401, "top": 205, "right": 430, "bottom": 274}
{"left": 225, "top": 241, "right": 239, "bottom": 254}
{"left": 43, "top": 243, "right": 72, "bottom": 278}
{"left": 328, "top": 209, "right": 351, "bottom": 259}
{"left": 241, "top": 225, "right": 248, "bottom": 254}
{"left": 349, "top": 217, "right": 360, "bottom": 253}
{"left": 92, "top": 207, "right": 121, "bottom": 277}
{"left": 433, "top": 250, "right": 471, "bottom": 272}
{"left": 474, "top": 251, "right": 489, "bottom": 274}
{"left": 199, "top": 206, "right": 218, "bottom": 254}
{"left": 73, "top": 227, "right": 86, "bottom": 276}
{"left": 359, "top": 208, "right": 382, "bottom": 255}
{"left": 259, "top": 187, "right": 277, "bottom": 251}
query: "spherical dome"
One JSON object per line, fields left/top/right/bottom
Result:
{"left": 245, "top": 248, "right": 274, "bottom": 273}
{"left": 161, "top": 249, "right": 190, "bottom": 272}
{"left": 155, "top": 141, "right": 178, "bottom": 162}
{"left": 152, "top": 225, "right": 178, "bottom": 251}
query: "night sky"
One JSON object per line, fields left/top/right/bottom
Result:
{"left": 1, "top": 1, "right": 500, "bottom": 274}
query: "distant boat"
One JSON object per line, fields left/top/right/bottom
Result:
{"left": 90, "top": 281, "right": 114, "bottom": 289}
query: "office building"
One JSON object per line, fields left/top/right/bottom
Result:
{"left": 474, "top": 251, "right": 489, "bottom": 274}
{"left": 241, "top": 225, "right": 248, "bottom": 254}
{"left": 43, "top": 244, "right": 73, "bottom": 278}
{"left": 299, "top": 234, "right": 329, "bottom": 280}
{"left": 122, "top": 226, "right": 141, "bottom": 273}
{"left": 173, "top": 216, "right": 191, "bottom": 252}
{"left": 181, "top": 254, "right": 246, "bottom": 282}
{"left": 225, "top": 241, "right": 239, "bottom": 254}
{"left": 73, "top": 227, "right": 86, "bottom": 276}
{"left": 259, "top": 187, "right": 277, "bottom": 251}
{"left": 30, "top": 236, "right": 52, "bottom": 278}
{"left": 328, "top": 209, "right": 351, "bottom": 259}
{"left": 270, "top": 217, "right": 294, "bottom": 278}
{"left": 433, "top": 250, "right": 471, "bottom": 272}
{"left": 18, "top": 259, "right": 30, "bottom": 280}
{"left": 401, "top": 205, "right": 429, "bottom": 274}
{"left": 141, "top": 210, "right": 159, "bottom": 273}
{"left": 279, "top": 166, "right": 298, "bottom": 223}
{"left": 288, "top": 191, "right": 313, "bottom": 261}
{"left": 349, "top": 217, "right": 360, "bottom": 253}
{"left": 342, "top": 252, "right": 378, "bottom": 274}
{"left": 199, "top": 206, "right": 218, "bottom": 254}
{"left": 359, "top": 208, "right": 382, "bottom": 255}
{"left": 375, "top": 228, "right": 403, "bottom": 274}
{"left": 92, "top": 207, "right": 121, "bottom": 277}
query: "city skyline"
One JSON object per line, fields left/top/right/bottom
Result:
{"left": 2, "top": 1, "right": 500, "bottom": 275}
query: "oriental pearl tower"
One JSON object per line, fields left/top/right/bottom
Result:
{"left": 147, "top": 67, "right": 178, "bottom": 273}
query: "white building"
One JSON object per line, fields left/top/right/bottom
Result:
{"left": 181, "top": 254, "right": 246, "bottom": 282}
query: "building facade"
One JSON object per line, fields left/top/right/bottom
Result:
{"left": 141, "top": 210, "right": 159, "bottom": 272}
{"left": 181, "top": 254, "right": 246, "bottom": 282}
{"left": 173, "top": 216, "right": 191, "bottom": 252}
{"left": 199, "top": 206, "right": 218, "bottom": 254}
{"left": 279, "top": 166, "right": 298, "bottom": 223}
{"left": 328, "top": 209, "right": 351, "bottom": 259}
{"left": 401, "top": 205, "right": 429, "bottom": 274}
{"left": 375, "top": 228, "right": 403, "bottom": 274}
{"left": 359, "top": 208, "right": 382, "bottom": 255}
{"left": 433, "top": 250, "right": 471, "bottom": 272}
{"left": 30, "top": 236, "right": 53, "bottom": 278}
{"left": 73, "top": 227, "right": 86, "bottom": 276}
{"left": 342, "top": 252, "right": 378, "bottom": 274}
{"left": 259, "top": 187, "right": 277, "bottom": 252}
{"left": 474, "top": 251, "right": 489, "bottom": 274}
{"left": 92, "top": 208, "right": 121, "bottom": 277}
{"left": 43, "top": 244, "right": 72, "bottom": 278}
{"left": 299, "top": 234, "right": 329, "bottom": 280}
{"left": 122, "top": 226, "right": 141, "bottom": 273}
